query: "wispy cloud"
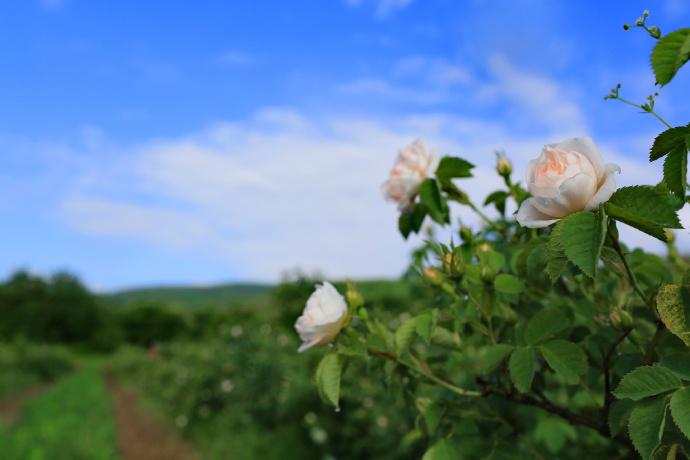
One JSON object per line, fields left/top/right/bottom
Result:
{"left": 39, "top": 0, "right": 64, "bottom": 11}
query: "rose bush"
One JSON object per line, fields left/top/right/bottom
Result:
{"left": 298, "top": 12, "right": 690, "bottom": 460}
{"left": 295, "top": 282, "right": 349, "bottom": 352}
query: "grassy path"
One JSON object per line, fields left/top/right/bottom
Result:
{"left": 0, "top": 384, "right": 48, "bottom": 426}
{"left": 104, "top": 375, "right": 200, "bottom": 460}
{"left": 0, "top": 367, "right": 119, "bottom": 460}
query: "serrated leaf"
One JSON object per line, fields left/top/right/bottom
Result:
{"left": 422, "top": 439, "right": 460, "bottom": 460}
{"left": 525, "top": 308, "right": 571, "bottom": 345}
{"left": 559, "top": 210, "right": 606, "bottom": 278}
{"left": 605, "top": 186, "right": 682, "bottom": 241}
{"left": 609, "top": 399, "right": 635, "bottom": 437}
{"left": 415, "top": 310, "right": 437, "bottom": 343}
{"left": 481, "top": 344, "right": 515, "bottom": 373}
{"left": 657, "top": 285, "right": 690, "bottom": 347}
{"left": 651, "top": 444, "right": 680, "bottom": 460}
{"left": 546, "top": 222, "right": 568, "bottom": 282}
{"left": 509, "top": 346, "right": 537, "bottom": 393}
{"left": 614, "top": 366, "right": 682, "bottom": 401}
{"left": 651, "top": 28, "right": 690, "bottom": 86}
{"left": 664, "top": 145, "right": 688, "bottom": 200}
{"left": 435, "top": 156, "right": 474, "bottom": 181}
{"left": 661, "top": 353, "right": 690, "bottom": 380}
{"left": 395, "top": 317, "right": 418, "bottom": 355}
{"left": 419, "top": 179, "right": 448, "bottom": 224}
{"left": 670, "top": 387, "right": 690, "bottom": 441}
{"left": 539, "top": 339, "right": 588, "bottom": 384}
{"left": 629, "top": 396, "right": 669, "bottom": 460}
{"left": 494, "top": 273, "right": 525, "bottom": 295}
{"left": 651, "top": 126, "right": 690, "bottom": 161}
{"left": 315, "top": 353, "right": 343, "bottom": 409}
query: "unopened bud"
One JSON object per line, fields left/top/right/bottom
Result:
{"left": 495, "top": 151, "right": 513, "bottom": 177}
{"left": 623, "top": 24, "right": 631, "bottom": 31}
{"left": 422, "top": 267, "right": 443, "bottom": 286}
{"left": 346, "top": 287, "right": 364, "bottom": 310}
{"left": 460, "top": 226, "right": 473, "bottom": 242}
{"left": 635, "top": 17, "right": 644, "bottom": 26}
{"left": 648, "top": 26, "right": 661, "bottom": 38}
{"left": 609, "top": 308, "right": 633, "bottom": 329}
{"left": 643, "top": 9, "right": 650, "bottom": 17}
{"left": 476, "top": 242, "right": 492, "bottom": 254}
{"left": 357, "top": 307, "right": 368, "bottom": 321}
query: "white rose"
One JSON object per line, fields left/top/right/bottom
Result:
{"left": 381, "top": 139, "right": 438, "bottom": 210}
{"left": 295, "top": 282, "right": 348, "bottom": 353}
{"left": 516, "top": 137, "right": 620, "bottom": 228}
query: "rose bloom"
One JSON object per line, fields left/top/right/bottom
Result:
{"left": 381, "top": 139, "right": 438, "bottom": 210}
{"left": 516, "top": 137, "right": 620, "bottom": 228}
{"left": 294, "top": 282, "right": 348, "bottom": 353}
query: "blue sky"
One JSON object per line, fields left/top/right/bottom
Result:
{"left": 1, "top": 0, "right": 690, "bottom": 291}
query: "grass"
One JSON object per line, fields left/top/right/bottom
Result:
{"left": 0, "top": 367, "right": 119, "bottom": 460}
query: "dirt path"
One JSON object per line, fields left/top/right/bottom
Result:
{"left": 104, "top": 375, "right": 200, "bottom": 460}
{"left": 0, "top": 385, "right": 47, "bottom": 425}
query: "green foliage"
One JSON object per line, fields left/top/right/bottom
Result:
{"left": 557, "top": 210, "right": 607, "bottom": 278}
{"left": 614, "top": 366, "right": 682, "bottom": 401}
{"left": 118, "top": 302, "right": 188, "bottom": 347}
{"left": 670, "top": 387, "right": 690, "bottom": 442}
{"left": 656, "top": 285, "right": 690, "bottom": 346}
{"left": 494, "top": 274, "right": 525, "bottom": 295}
{"left": 509, "top": 347, "right": 537, "bottom": 393}
{"left": 435, "top": 156, "right": 474, "bottom": 181}
{"left": 539, "top": 340, "right": 587, "bottom": 384}
{"left": 628, "top": 396, "right": 669, "bottom": 460}
{"left": 605, "top": 186, "right": 682, "bottom": 241}
{"left": 651, "top": 28, "right": 690, "bottom": 86}
{"left": 399, "top": 204, "right": 427, "bottom": 238}
{"left": 315, "top": 353, "right": 343, "bottom": 409}
{"left": 419, "top": 179, "right": 449, "bottom": 224}
{"left": 422, "top": 439, "right": 460, "bottom": 460}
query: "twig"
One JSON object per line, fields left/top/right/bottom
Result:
{"left": 643, "top": 320, "right": 666, "bottom": 364}
{"left": 602, "top": 328, "right": 633, "bottom": 422}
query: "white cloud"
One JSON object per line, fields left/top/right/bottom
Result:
{"left": 337, "top": 78, "right": 446, "bottom": 104}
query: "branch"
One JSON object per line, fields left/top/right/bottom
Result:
{"left": 643, "top": 320, "right": 666, "bottom": 365}
{"left": 602, "top": 328, "right": 633, "bottom": 422}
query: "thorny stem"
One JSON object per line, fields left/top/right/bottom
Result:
{"left": 610, "top": 96, "right": 673, "bottom": 129}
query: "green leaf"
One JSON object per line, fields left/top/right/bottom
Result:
{"left": 484, "top": 190, "right": 508, "bottom": 214}
{"left": 670, "top": 387, "right": 690, "bottom": 441}
{"left": 664, "top": 144, "right": 688, "bottom": 200}
{"left": 609, "top": 399, "right": 635, "bottom": 437}
{"left": 480, "top": 344, "right": 515, "bottom": 373}
{"left": 605, "top": 186, "right": 682, "bottom": 241}
{"left": 651, "top": 28, "right": 690, "bottom": 86}
{"left": 398, "top": 204, "right": 427, "bottom": 239}
{"left": 422, "top": 439, "right": 460, "bottom": 460}
{"left": 629, "top": 396, "right": 669, "bottom": 460}
{"left": 435, "top": 156, "right": 474, "bottom": 181}
{"left": 525, "top": 308, "right": 571, "bottom": 345}
{"left": 650, "top": 126, "right": 690, "bottom": 161}
{"left": 419, "top": 179, "right": 448, "bottom": 224}
{"left": 494, "top": 273, "right": 525, "bottom": 295}
{"left": 315, "top": 353, "right": 344, "bottom": 409}
{"left": 559, "top": 210, "right": 607, "bottom": 278}
{"left": 614, "top": 366, "right": 683, "bottom": 401}
{"left": 395, "top": 317, "right": 418, "bottom": 355}
{"left": 415, "top": 311, "right": 436, "bottom": 343}
{"left": 416, "top": 398, "right": 444, "bottom": 434}
{"left": 539, "top": 339, "right": 588, "bottom": 384}
{"left": 509, "top": 346, "right": 537, "bottom": 393}
{"left": 546, "top": 222, "right": 568, "bottom": 282}
{"left": 657, "top": 285, "right": 690, "bottom": 347}
{"left": 661, "top": 353, "right": 690, "bottom": 380}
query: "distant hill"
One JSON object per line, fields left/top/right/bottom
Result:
{"left": 103, "top": 283, "right": 273, "bottom": 309}
{"left": 102, "top": 279, "right": 409, "bottom": 310}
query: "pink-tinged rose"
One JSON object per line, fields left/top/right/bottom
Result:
{"left": 294, "top": 282, "right": 348, "bottom": 353}
{"left": 516, "top": 137, "right": 620, "bottom": 228}
{"left": 381, "top": 140, "right": 438, "bottom": 210}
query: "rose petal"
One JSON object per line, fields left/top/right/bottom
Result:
{"left": 585, "top": 163, "right": 620, "bottom": 210}
{"left": 516, "top": 198, "right": 562, "bottom": 228}
{"left": 530, "top": 173, "right": 597, "bottom": 218}
{"left": 549, "top": 137, "right": 605, "bottom": 182}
